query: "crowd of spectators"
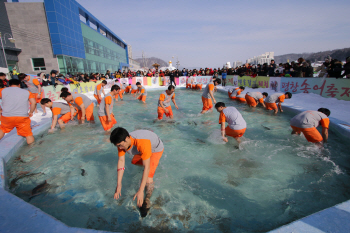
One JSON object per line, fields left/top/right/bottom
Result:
{"left": 2, "top": 57, "right": 349, "bottom": 88}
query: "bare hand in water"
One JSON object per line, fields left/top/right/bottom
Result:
{"left": 133, "top": 190, "right": 144, "bottom": 207}
{"left": 114, "top": 186, "right": 122, "bottom": 200}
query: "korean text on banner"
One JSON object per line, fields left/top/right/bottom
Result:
{"left": 280, "top": 78, "right": 350, "bottom": 101}
{"left": 238, "top": 76, "right": 269, "bottom": 88}
{"left": 269, "top": 77, "right": 281, "bottom": 92}
{"left": 226, "top": 75, "right": 234, "bottom": 86}
{"left": 43, "top": 85, "right": 67, "bottom": 101}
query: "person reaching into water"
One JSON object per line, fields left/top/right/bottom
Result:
{"left": 201, "top": 78, "right": 221, "bottom": 114}
{"left": 18, "top": 73, "right": 46, "bottom": 116}
{"left": 110, "top": 127, "right": 164, "bottom": 217}
{"left": 94, "top": 80, "right": 107, "bottom": 106}
{"left": 125, "top": 84, "right": 132, "bottom": 94}
{"left": 157, "top": 85, "right": 179, "bottom": 121}
{"left": 229, "top": 86, "right": 245, "bottom": 100}
{"left": 98, "top": 85, "right": 120, "bottom": 132}
{"left": 114, "top": 79, "right": 125, "bottom": 101}
{"left": 215, "top": 102, "right": 247, "bottom": 144}
{"left": 130, "top": 84, "right": 139, "bottom": 96}
{"left": 41, "top": 98, "right": 76, "bottom": 132}
{"left": 245, "top": 92, "right": 268, "bottom": 108}
{"left": 136, "top": 82, "right": 147, "bottom": 103}
{"left": 265, "top": 92, "right": 292, "bottom": 114}
{"left": 290, "top": 108, "right": 330, "bottom": 145}
{"left": 60, "top": 92, "right": 95, "bottom": 124}
{"left": 236, "top": 93, "right": 247, "bottom": 103}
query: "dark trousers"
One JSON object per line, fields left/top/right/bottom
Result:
{"left": 170, "top": 78, "right": 176, "bottom": 86}
{"left": 222, "top": 78, "right": 226, "bottom": 86}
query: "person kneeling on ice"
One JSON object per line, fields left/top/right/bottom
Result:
{"left": 215, "top": 102, "right": 247, "bottom": 144}
{"left": 201, "top": 78, "right": 221, "bottom": 114}
{"left": 157, "top": 85, "right": 179, "bottom": 120}
{"left": 98, "top": 85, "right": 120, "bottom": 132}
{"left": 41, "top": 98, "right": 76, "bottom": 132}
{"left": 136, "top": 82, "right": 147, "bottom": 103}
{"left": 245, "top": 92, "right": 268, "bottom": 108}
{"left": 110, "top": 127, "right": 164, "bottom": 217}
{"left": 290, "top": 108, "right": 330, "bottom": 145}
{"left": 265, "top": 92, "right": 292, "bottom": 114}
{"left": 60, "top": 92, "right": 95, "bottom": 124}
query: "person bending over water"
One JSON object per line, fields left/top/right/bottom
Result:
{"left": 94, "top": 80, "right": 107, "bottom": 106}
{"left": 245, "top": 92, "right": 268, "bottom": 108}
{"left": 290, "top": 108, "right": 330, "bottom": 146}
{"left": 18, "top": 73, "right": 46, "bottom": 116}
{"left": 97, "top": 85, "right": 120, "bottom": 132}
{"left": 136, "top": 82, "right": 147, "bottom": 103}
{"left": 110, "top": 127, "right": 164, "bottom": 216}
{"left": 229, "top": 86, "right": 245, "bottom": 100}
{"left": 200, "top": 78, "right": 221, "bottom": 114}
{"left": 215, "top": 102, "right": 247, "bottom": 144}
{"left": 265, "top": 92, "right": 292, "bottom": 114}
{"left": 60, "top": 92, "right": 95, "bottom": 124}
{"left": 157, "top": 85, "right": 179, "bottom": 121}
{"left": 41, "top": 98, "right": 76, "bottom": 132}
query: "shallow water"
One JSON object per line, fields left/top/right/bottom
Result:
{"left": 6, "top": 89, "right": 350, "bottom": 232}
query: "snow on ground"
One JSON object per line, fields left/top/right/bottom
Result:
{"left": 1, "top": 85, "right": 349, "bottom": 141}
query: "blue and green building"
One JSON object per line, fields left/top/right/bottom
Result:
{"left": 1, "top": 0, "right": 129, "bottom": 75}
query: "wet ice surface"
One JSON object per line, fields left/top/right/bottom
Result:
{"left": 6, "top": 89, "right": 350, "bottom": 233}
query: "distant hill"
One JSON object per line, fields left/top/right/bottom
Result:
{"left": 274, "top": 47, "right": 350, "bottom": 63}
{"left": 134, "top": 57, "right": 168, "bottom": 69}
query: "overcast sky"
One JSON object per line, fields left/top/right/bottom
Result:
{"left": 13, "top": 0, "right": 350, "bottom": 68}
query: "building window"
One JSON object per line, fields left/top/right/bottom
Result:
{"left": 32, "top": 58, "right": 46, "bottom": 71}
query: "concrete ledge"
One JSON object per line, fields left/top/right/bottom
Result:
{"left": 0, "top": 189, "right": 110, "bottom": 233}
{"left": 269, "top": 200, "right": 350, "bottom": 233}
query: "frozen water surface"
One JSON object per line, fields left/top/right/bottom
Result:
{"left": 6, "top": 89, "right": 350, "bottom": 232}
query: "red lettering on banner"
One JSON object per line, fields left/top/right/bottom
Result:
{"left": 264, "top": 81, "right": 268, "bottom": 88}
{"left": 258, "top": 81, "right": 264, "bottom": 87}
{"left": 325, "top": 83, "right": 339, "bottom": 97}
{"left": 340, "top": 87, "right": 350, "bottom": 97}
{"left": 282, "top": 82, "right": 290, "bottom": 91}
{"left": 312, "top": 80, "right": 326, "bottom": 95}
{"left": 56, "top": 91, "right": 61, "bottom": 99}
{"left": 46, "top": 91, "right": 56, "bottom": 101}
{"left": 290, "top": 81, "right": 299, "bottom": 92}
{"left": 300, "top": 79, "right": 311, "bottom": 93}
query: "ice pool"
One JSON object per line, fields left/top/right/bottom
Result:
{"left": 6, "top": 89, "right": 350, "bottom": 232}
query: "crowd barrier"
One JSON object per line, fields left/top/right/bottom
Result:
{"left": 34, "top": 75, "right": 350, "bottom": 102}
